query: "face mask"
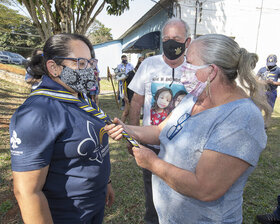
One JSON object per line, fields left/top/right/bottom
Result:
{"left": 181, "top": 63, "right": 209, "bottom": 97}
{"left": 122, "top": 60, "right": 127, "bottom": 64}
{"left": 267, "top": 65, "right": 276, "bottom": 70}
{"left": 163, "top": 39, "right": 186, "bottom": 60}
{"left": 60, "top": 66, "right": 96, "bottom": 93}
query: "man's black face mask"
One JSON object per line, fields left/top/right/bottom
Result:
{"left": 162, "top": 39, "right": 187, "bottom": 60}
{"left": 267, "top": 65, "right": 276, "bottom": 70}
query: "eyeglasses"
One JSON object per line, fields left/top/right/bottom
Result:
{"left": 166, "top": 113, "right": 191, "bottom": 140}
{"left": 53, "top": 57, "right": 98, "bottom": 70}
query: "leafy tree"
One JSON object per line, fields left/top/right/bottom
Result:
{"left": 0, "top": 4, "right": 42, "bottom": 57}
{"left": 16, "top": 0, "right": 131, "bottom": 41}
{"left": 0, "top": 0, "right": 11, "bottom": 5}
{"left": 87, "top": 20, "right": 113, "bottom": 44}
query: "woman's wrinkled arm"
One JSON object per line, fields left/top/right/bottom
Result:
{"left": 133, "top": 148, "right": 250, "bottom": 202}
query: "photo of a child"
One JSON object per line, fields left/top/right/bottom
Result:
{"left": 151, "top": 87, "right": 173, "bottom": 125}
{"left": 170, "top": 90, "right": 187, "bottom": 111}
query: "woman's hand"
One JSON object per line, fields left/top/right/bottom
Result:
{"left": 104, "top": 118, "right": 125, "bottom": 141}
{"left": 106, "top": 183, "right": 115, "bottom": 207}
{"left": 132, "top": 145, "right": 159, "bottom": 170}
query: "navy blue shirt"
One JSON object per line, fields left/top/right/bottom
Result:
{"left": 257, "top": 66, "right": 280, "bottom": 91}
{"left": 10, "top": 75, "right": 110, "bottom": 223}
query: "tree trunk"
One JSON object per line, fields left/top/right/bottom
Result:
{"left": 18, "top": 0, "right": 130, "bottom": 39}
{"left": 85, "top": 1, "right": 106, "bottom": 33}
{"left": 21, "top": 0, "right": 45, "bottom": 41}
{"left": 41, "top": 0, "right": 61, "bottom": 36}
{"left": 34, "top": 0, "right": 49, "bottom": 39}
{"left": 76, "top": 0, "right": 100, "bottom": 35}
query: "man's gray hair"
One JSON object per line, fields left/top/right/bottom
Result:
{"left": 162, "top": 18, "right": 191, "bottom": 38}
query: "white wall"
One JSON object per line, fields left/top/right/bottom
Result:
{"left": 94, "top": 41, "right": 122, "bottom": 78}
{"left": 253, "top": 0, "right": 280, "bottom": 71}
{"left": 179, "top": 0, "right": 280, "bottom": 72}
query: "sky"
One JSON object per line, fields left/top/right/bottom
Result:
{"left": 96, "top": 0, "right": 157, "bottom": 39}
{"left": 10, "top": 0, "right": 157, "bottom": 40}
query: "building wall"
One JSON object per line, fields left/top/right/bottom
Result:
{"left": 93, "top": 40, "right": 122, "bottom": 78}
{"left": 93, "top": 7, "right": 169, "bottom": 77}
{"left": 178, "top": 0, "right": 280, "bottom": 72}
{"left": 121, "top": 9, "right": 169, "bottom": 65}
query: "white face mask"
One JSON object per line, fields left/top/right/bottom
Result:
{"left": 181, "top": 63, "right": 209, "bottom": 97}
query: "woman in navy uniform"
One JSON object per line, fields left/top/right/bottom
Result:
{"left": 10, "top": 33, "right": 114, "bottom": 224}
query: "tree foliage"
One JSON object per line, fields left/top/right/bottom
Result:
{"left": 87, "top": 20, "right": 113, "bottom": 44}
{"left": 0, "top": 0, "right": 12, "bottom": 5}
{"left": 16, "top": 0, "right": 131, "bottom": 41}
{"left": 0, "top": 4, "right": 41, "bottom": 57}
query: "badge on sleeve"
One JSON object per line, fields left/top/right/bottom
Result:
{"left": 10, "top": 130, "right": 21, "bottom": 149}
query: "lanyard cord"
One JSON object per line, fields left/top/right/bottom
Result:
{"left": 30, "top": 89, "right": 140, "bottom": 148}
{"left": 169, "top": 68, "right": 175, "bottom": 87}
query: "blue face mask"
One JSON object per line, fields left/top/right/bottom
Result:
{"left": 60, "top": 66, "right": 96, "bottom": 93}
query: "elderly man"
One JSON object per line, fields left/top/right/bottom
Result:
{"left": 127, "top": 18, "right": 191, "bottom": 224}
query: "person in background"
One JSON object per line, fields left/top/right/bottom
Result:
{"left": 116, "top": 55, "right": 134, "bottom": 110}
{"left": 121, "top": 56, "right": 144, "bottom": 123}
{"left": 105, "top": 33, "right": 272, "bottom": 224}
{"left": 25, "top": 49, "right": 43, "bottom": 90}
{"left": 257, "top": 54, "right": 280, "bottom": 111}
{"left": 257, "top": 196, "right": 280, "bottom": 223}
{"left": 88, "top": 64, "right": 101, "bottom": 105}
{"left": 10, "top": 33, "right": 114, "bottom": 224}
{"left": 127, "top": 18, "right": 191, "bottom": 224}
{"left": 255, "top": 56, "right": 280, "bottom": 223}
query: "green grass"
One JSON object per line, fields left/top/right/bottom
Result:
{"left": 94, "top": 90, "right": 145, "bottom": 223}
{"left": 242, "top": 103, "right": 280, "bottom": 224}
{"left": 0, "top": 200, "right": 13, "bottom": 217}
{"left": 100, "top": 78, "right": 119, "bottom": 92}
{"left": 1, "top": 76, "right": 280, "bottom": 223}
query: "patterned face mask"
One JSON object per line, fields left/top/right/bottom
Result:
{"left": 162, "top": 39, "right": 187, "bottom": 60}
{"left": 181, "top": 63, "right": 209, "bottom": 97}
{"left": 60, "top": 66, "right": 96, "bottom": 93}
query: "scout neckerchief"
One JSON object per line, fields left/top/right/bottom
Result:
{"left": 30, "top": 88, "right": 140, "bottom": 148}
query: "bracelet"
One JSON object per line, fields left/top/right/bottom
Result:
{"left": 108, "top": 179, "right": 112, "bottom": 184}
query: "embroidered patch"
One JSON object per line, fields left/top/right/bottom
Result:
{"left": 10, "top": 130, "right": 21, "bottom": 149}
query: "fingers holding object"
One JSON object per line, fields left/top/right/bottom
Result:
{"left": 105, "top": 123, "right": 124, "bottom": 140}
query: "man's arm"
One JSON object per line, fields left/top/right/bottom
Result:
{"left": 128, "top": 93, "right": 144, "bottom": 126}
{"left": 267, "top": 80, "right": 280, "bottom": 86}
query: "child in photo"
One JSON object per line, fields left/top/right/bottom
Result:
{"left": 151, "top": 87, "right": 173, "bottom": 125}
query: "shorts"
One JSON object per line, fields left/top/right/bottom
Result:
{"left": 89, "top": 86, "right": 99, "bottom": 96}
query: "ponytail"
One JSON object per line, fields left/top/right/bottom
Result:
{"left": 26, "top": 53, "right": 46, "bottom": 79}
{"left": 238, "top": 48, "right": 272, "bottom": 125}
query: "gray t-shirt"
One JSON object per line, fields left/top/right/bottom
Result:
{"left": 153, "top": 94, "right": 267, "bottom": 224}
